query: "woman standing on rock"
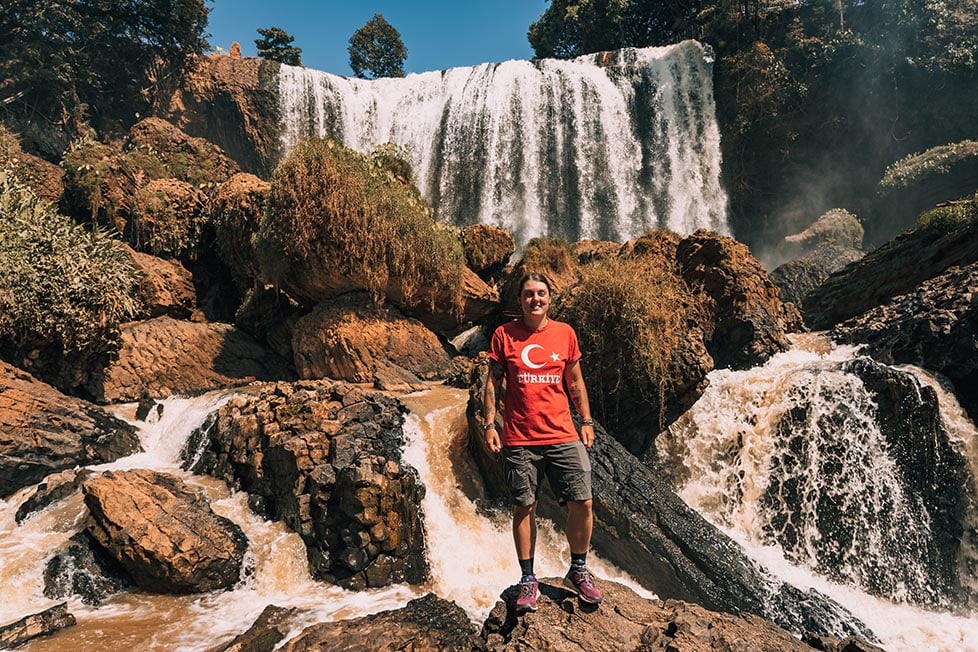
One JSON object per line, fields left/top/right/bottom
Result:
{"left": 482, "top": 272, "right": 602, "bottom": 612}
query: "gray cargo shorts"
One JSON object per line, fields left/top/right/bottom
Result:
{"left": 501, "top": 440, "right": 592, "bottom": 506}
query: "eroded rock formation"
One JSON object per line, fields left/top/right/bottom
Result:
{"left": 184, "top": 381, "right": 427, "bottom": 590}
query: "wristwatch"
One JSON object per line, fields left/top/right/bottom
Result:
{"left": 483, "top": 423, "right": 496, "bottom": 431}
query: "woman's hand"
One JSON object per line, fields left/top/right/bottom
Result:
{"left": 485, "top": 425, "right": 502, "bottom": 454}
{"left": 580, "top": 423, "right": 595, "bottom": 448}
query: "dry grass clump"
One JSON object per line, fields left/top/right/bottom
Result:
{"left": 880, "top": 140, "right": 978, "bottom": 190}
{"left": 130, "top": 178, "right": 207, "bottom": 259}
{"left": 124, "top": 117, "right": 239, "bottom": 191}
{"left": 210, "top": 173, "right": 270, "bottom": 289}
{"left": 521, "top": 237, "right": 577, "bottom": 278}
{"left": 370, "top": 142, "right": 415, "bottom": 186}
{"left": 0, "top": 123, "right": 20, "bottom": 161}
{"left": 556, "top": 254, "right": 696, "bottom": 433}
{"left": 0, "top": 171, "right": 140, "bottom": 356}
{"left": 258, "top": 138, "right": 464, "bottom": 310}
{"left": 917, "top": 192, "right": 978, "bottom": 232}
{"left": 61, "top": 136, "right": 138, "bottom": 233}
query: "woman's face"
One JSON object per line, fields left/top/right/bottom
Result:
{"left": 520, "top": 280, "right": 551, "bottom": 319}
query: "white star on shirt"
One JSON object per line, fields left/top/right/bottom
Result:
{"left": 550, "top": 352, "right": 561, "bottom": 362}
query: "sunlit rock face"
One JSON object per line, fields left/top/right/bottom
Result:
{"left": 278, "top": 41, "right": 729, "bottom": 246}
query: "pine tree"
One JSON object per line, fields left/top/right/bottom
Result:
{"left": 255, "top": 26, "right": 303, "bottom": 66}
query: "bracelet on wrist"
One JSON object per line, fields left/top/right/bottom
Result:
{"left": 581, "top": 419, "right": 594, "bottom": 426}
{"left": 483, "top": 423, "right": 496, "bottom": 431}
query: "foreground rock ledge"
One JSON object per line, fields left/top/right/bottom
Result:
{"left": 0, "top": 603, "right": 75, "bottom": 649}
{"left": 483, "top": 578, "right": 883, "bottom": 652}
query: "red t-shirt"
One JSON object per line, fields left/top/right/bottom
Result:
{"left": 488, "top": 319, "right": 582, "bottom": 446}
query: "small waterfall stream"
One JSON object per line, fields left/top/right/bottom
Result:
{"left": 277, "top": 41, "right": 729, "bottom": 246}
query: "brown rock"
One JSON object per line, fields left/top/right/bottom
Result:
{"left": 281, "top": 593, "right": 480, "bottom": 651}
{"left": 483, "top": 579, "right": 816, "bottom": 651}
{"left": 784, "top": 208, "right": 864, "bottom": 251}
{"left": 234, "top": 286, "right": 300, "bottom": 360}
{"left": 211, "top": 173, "right": 270, "bottom": 289}
{"left": 574, "top": 238, "right": 624, "bottom": 262}
{"left": 771, "top": 243, "right": 864, "bottom": 307}
{"left": 677, "top": 229, "right": 799, "bottom": 369}
{"left": 462, "top": 223, "right": 515, "bottom": 276}
{"left": 60, "top": 139, "right": 140, "bottom": 234}
{"left": 89, "top": 317, "right": 294, "bottom": 402}
{"left": 293, "top": 293, "right": 451, "bottom": 383}
{"left": 125, "top": 117, "right": 240, "bottom": 191}
{"left": 82, "top": 469, "right": 248, "bottom": 593}
{"left": 0, "top": 361, "right": 140, "bottom": 498}
{"left": 208, "top": 604, "right": 303, "bottom": 652}
{"left": 187, "top": 381, "right": 427, "bottom": 589}
{"left": 129, "top": 248, "right": 197, "bottom": 319}
{"left": 0, "top": 603, "right": 76, "bottom": 649}
{"left": 164, "top": 55, "right": 281, "bottom": 177}
{"left": 229, "top": 42, "right": 242, "bottom": 59}
{"left": 1, "top": 152, "right": 64, "bottom": 204}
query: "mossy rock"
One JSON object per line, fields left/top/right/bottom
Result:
{"left": 917, "top": 193, "right": 978, "bottom": 234}
{"left": 60, "top": 138, "right": 139, "bottom": 234}
{"left": 130, "top": 178, "right": 208, "bottom": 260}
{"left": 125, "top": 117, "right": 240, "bottom": 192}
{"left": 211, "top": 173, "right": 270, "bottom": 290}
{"left": 784, "top": 208, "right": 864, "bottom": 250}
{"left": 0, "top": 123, "right": 64, "bottom": 204}
{"left": 255, "top": 138, "right": 465, "bottom": 313}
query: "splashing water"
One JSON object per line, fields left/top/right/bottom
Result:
{"left": 277, "top": 41, "right": 728, "bottom": 246}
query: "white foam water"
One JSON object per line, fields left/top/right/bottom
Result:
{"left": 277, "top": 41, "right": 729, "bottom": 246}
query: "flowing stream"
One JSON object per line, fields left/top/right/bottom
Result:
{"left": 277, "top": 41, "right": 729, "bottom": 246}
{"left": 0, "top": 387, "right": 640, "bottom": 650}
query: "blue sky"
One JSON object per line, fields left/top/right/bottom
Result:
{"left": 206, "top": 1, "right": 550, "bottom": 76}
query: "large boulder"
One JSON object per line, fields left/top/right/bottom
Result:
{"left": 211, "top": 605, "right": 304, "bottom": 652}
{"left": 462, "top": 223, "right": 515, "bottom": 278}
{"left": 44, "top": 530, "right": 131, "bottom": 606}
{"left": 185, "top": 380, "right": 428, "bottom": 590}
{"left": 164, "top": 55, "right": 282, "bottom": 177}
{"left": 292, "top": 293, "right": 452, "bottom": 384}
{"left": 0, "top": 361, "right": 140, "bottom": 498}
{"left": 210, "top": 172, "right": 269, "bottom": 290}
{"left": 88, "top": 317, "right": 293, "bottom": 403}
{"left": 830, "top": 261, "right": 978, "bottom": 424}
{"left": 482, "top": 579, "right": 851, "bottom": 651}
{"left": 280, "top": 593, "right": 480, "bottom": 651}
{"left": 60, "top": 138, "right": 140, "bottom": 234}
{"left": 804, "top": 215, "right": 978, "bottom": 329}
{"left": 467, "top": 369, "right": 872, "bottom": 640}
{"left": 82, "top": 469, "right": 248, "bottom": 593}
{"left": 783, "top": 208, "right": 864, "bottom": 252}
{"left": 129, "top": 178, "right": 208, "bottom": 260}
{"left": 128, "top": 249, "right": 198, "bottom": 320}
{"left": 125, "top": 117, "right": 240, "bottom": 191}
{"left": 677, "top": 229, "right": 800, "bottom": 369}
{"left": 770, "top": 243, "right": 864, "bottom": 306}
{"left": 0, "top": 124, "right": 64, "bottom": 203}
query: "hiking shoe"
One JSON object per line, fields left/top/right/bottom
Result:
{"left": 515, "top": 575, "right": 539, "bottom": 612}
{"left": 564, "top": 566, "right": 602, "bottom": 604}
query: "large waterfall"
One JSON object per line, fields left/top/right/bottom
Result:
{"left": 277, "top": 41, "right": 729, "bottom": 246}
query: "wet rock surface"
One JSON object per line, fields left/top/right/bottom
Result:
{"left": 185, "top": 380, "right": 428, "bottom": 589}
{"left": 88, "top": 316, "right": 294, "bottom": 402}
{"left": 482, "top": 578, "right": 818, "bottom": 651}
{"left": 209, "top": 604, "right": 304, "bottom": 652}
{"left": 0, "top": 603, "right": 76, "bottom": 649}
{"left": 15, "top": 468, "right": 94, "bottom": 523}
{"left": 771, "top": 243, "right": 865, "bottom": 306}
{"left": 44, "top": 531, "right": 132, "bottom": 606}
{"left": 82, "top": 469, "right": 248, "bottom": 593}
{"left": 0, "top": 361, "right": 140, "bottom": 498}
{"left": 280, "top": 593, "right": 481, "bottom": 651}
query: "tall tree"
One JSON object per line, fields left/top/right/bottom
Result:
{"left": 348, "top": 13, "right": 407, "bottom": 79}
{"left": 0, "top": 0, "right": 210, "bottom": 149}
{"left": 255, "top": 26, "right": 303, "bottom": 66}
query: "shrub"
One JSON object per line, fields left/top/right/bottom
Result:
{"left": 130, "top": 178, "right": 207, "bottom": 259}
{"left": 917, "top": 193, "right": 978, "bottom": 232}
{"left": 61, "top": 136, "right": 138, "bottom": 233}
{"left": 880, "top": 140, "right": 978, "bottom": 190}
{"left": 124, "top": 118, "right": 240, "bottom": 191}
{"left": 370, "top": 142, "right": 415, "bottom": 186}
{"left": 0, "top": 171, "right": 140, "bottom": 357}
{"left": 257, "top": 138, "right": 464, "bottom": 310}
{"left": 210, "top": 173, "right": 270, "bottom": 289}
{"left": 555, "top": 253, "right": 699, "bottom": 434}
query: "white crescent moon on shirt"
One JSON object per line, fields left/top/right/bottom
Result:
{"left": 520, "top": 344, "right": 546, "bottom": 369}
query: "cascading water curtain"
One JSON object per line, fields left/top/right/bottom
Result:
{"left": 277, "top": 41, "right": 729, "bottom": 247}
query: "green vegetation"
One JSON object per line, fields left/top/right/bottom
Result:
{"left": 348, "top": 14, "right": 407, "bottom": 79}
{"left": 124, "top": 118, "right": 240, "bottom": 191}
{"left": 917, "top": 193, "right": 978, "bottom": 232}
{"left": 370, "top": 142, "right": 415, "bottom": 186}
{"left": 258, "top": 138, "right": 464, "bottom": 310}
{"left": 255, "top": 26, "right": 303, "bottom": 66}
{"left": 0, "top": 171, "right": 139, "bottom": 357}
{"left": 60, "top": 137, "right": 138, "bottom": 232}
{"left": 0, "top": 1, "right": 210, "bottom": 139}
{"left": 880, "top": 141, "right": 978, "bottom": 190}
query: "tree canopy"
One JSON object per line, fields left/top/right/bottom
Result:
{"left": 255, "top": 26, "right": 303, "bottom": 66}
{"left": 0, "top": 0, "right": 210, "bottom": 147}
{"left": 348, "top": 13, "right": 408, "bottom": 79}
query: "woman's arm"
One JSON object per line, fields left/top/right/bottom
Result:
{"left": 564, "top": 360, "right": 595, "bottom": 448}
{"left": 483, "top": 360, "right": 504, "bottom": 453}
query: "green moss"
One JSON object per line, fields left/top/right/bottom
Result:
{"left": 880, "top": 140, "right": 978, "bottom": 190}
{"left": 130, "top": 179, "right": 207, "bottom": 259}
{"left": 258, "top": 138, "right": 464, "bottom": 310}
{"left": 917, "top": 192, "right": 978, "bottom": 232}
{"left": 0, "top": 171, "right": 140, "bottom": 355}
